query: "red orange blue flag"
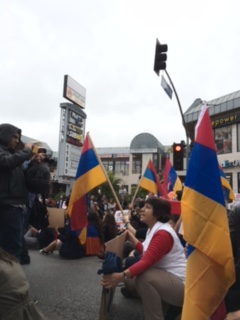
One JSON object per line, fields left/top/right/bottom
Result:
{"left": 139, "top": 159, "right": 167, "bottom": 198}
{"left": 163, "top": 157, "right": 182, "bottom": 194}
{"left": 67, "top": 133, "right": 107, "bottom": 243}
{"left": 181, "top": 105, "right": 235, "bottom": 320}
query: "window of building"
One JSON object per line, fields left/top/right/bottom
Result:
{"left": 225, "top": 172, "right": 233, "bottom": 189}
{"left": 237, "top": 124, "right": 240, "bottom": 152}
{"left": 115, "top": 160, "right": 129, "bottom": 176}
{"left": 102, "top": 160, "right": 114, "bottom": 172}
{"left": 214, "top": 125, "right": 232, "bottom": 154}
{"left": 237, "top": 173, "right": 240, "bottom": 193}
{"left": 132, "top": 156, "right": 142, "bottom": 174}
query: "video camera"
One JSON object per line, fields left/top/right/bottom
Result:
{"left": 32, "top": 146, "right": 55, "bottom": 165}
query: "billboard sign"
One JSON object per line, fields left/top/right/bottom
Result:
{"left": 66, "top": 110, "right": 84, "bottom": 147}
{"left": 57, "top": 103, "right": 87, "bottom": 182}
{"left": 63, "top": 75, "right": 86, "bottom": 108}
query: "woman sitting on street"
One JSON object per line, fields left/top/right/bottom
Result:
{"left": 101, "top": 196, "right": 186, "bottom": 320}
{"left": 40, "top": 211, "right": 104, "bottom": 258}
{"left": 102, "top": 212, "right": 118, "bottom": 243}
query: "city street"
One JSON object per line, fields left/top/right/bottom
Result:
{"left": 23, "top": 250, "right": 143, "bottom": 320}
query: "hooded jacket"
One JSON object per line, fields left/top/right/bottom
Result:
{"left": 0, "top": 124, "right": 32, "bottom": 206}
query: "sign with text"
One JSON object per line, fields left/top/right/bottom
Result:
{"left": 63, "top": 75, "right": 86, "bottom": 108}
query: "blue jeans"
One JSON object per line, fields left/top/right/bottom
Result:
{"left": 0, "top": 206, "right": 25, "bottom": 261}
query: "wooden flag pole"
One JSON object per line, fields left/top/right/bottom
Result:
{"left": 87, "top": 133, "right": 124, "bottom": 214}
{"left": 130, "top": 177, "right": 142, "bottom": 206}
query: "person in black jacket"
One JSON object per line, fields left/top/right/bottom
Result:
{"left": 0, "top": 123, "right": 33, "bottom": 261}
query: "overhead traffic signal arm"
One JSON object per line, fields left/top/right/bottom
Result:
{"left": 154, "top": 39, "right": 168, "bottom": 76}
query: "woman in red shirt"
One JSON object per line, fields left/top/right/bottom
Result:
{"left": 101, "top": 197, "right": 186, "bottom": 320}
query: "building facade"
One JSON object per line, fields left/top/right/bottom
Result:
{"left": 184, "top": 89, "right": 240, "bottom": 194}
{"left": 97, "top": 132, "right": 170, "bottom": 194}
{"left": 22, "top": 89, "right": 240, "bottom": 197}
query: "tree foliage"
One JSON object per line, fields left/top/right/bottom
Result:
{"left": 91, "top": 171, "right": 124, "bottom": 200}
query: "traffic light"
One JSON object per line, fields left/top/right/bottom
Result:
{"left": 173, "top": 142, "right": 184, "bottom": 170}
{"left": 154, "top": 38, "right": 168, "bottom": 76}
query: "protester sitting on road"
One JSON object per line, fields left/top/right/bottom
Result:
{"left": 0, "top": 247, "right": 47, "bottom": 320}
{"left": 107, "top": 197, "right": 116, "bottom": 213}
{"left": 24, "top": 226, "right": 55, "bottom": 250}
{"left": 102, "top": 212, "right": 118, "bottom": 243}
{"left": 86, "top": 210, "right": 105, "bottom": 256}
{"left": 40, "top": 211, "right": 105, "bottom": 259}
{"left": 127, "top": 200, "right": 147, "bottom": 229}
{"left": 101, "top": 196, "right": 186, "bottom": 320}
{"left": 39, "top": 222, "right": 85, "bottom": 259}
{"left": 24, "top": 226, "right": 41, "bottom": 249}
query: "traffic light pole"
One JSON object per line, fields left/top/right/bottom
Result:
{"left": 164, "top": 69, "right": 190, "bottom": 167}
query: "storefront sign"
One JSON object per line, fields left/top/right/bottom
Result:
{"left": 221, "top": 160, "right": 240, "bottom": 168}
{"left": 212, "top": 114, "right": 239, "bottom": 128}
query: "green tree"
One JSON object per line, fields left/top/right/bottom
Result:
{"left": 130, "top": 185, "right": 148, "bottom": 201}
{"left": 91, "top": 172, "right": 123, "bottom": 201}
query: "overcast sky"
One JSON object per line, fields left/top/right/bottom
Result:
{"left": 1, "top": 0, "right": 240, "bottom": 151}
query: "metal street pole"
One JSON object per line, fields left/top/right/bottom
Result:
{"left": 164, "top": 69, "right": 190, "bottom": 168}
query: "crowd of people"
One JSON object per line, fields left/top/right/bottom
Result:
{"left": 0, "top": 122, "right": 240, "bottom": 319}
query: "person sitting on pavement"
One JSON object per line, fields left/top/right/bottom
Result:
{"left": 85, "top": 210, "right": 105, "bottom": 256}
{"left": 24, "top": 226, "right": 41, "bottom": 249}
{"left": 39, "top": 221, "right": 85, "bottom": 259}
{"left": 40, "top": 211, "right": 105, "bottom": 259}
{"left": 24, "top": 225, "right": 55, "bottom": 250}
{"left": 0, "top": 247, "right": 47, "bottom": 320}
{"left": 102, "top": 212, "right": 118, "bottom": 243}
{"left": 101, "top": 196, "right": 186, "bottom": 320}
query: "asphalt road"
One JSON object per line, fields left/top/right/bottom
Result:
{"left": 22, "top": 250, "right": 144, "bottom": 320}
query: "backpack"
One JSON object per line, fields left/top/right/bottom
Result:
{"left": 25, "top": 162, "right": 51, "bottom": 194}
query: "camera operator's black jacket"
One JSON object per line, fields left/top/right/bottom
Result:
{"left": 0, "top": 124, "right": 32, "bottom": 206}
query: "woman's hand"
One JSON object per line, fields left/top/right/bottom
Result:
{"left": 101, "top": 272, "right": 124, "bottom": 289}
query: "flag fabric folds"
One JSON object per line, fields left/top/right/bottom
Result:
{"left": 67, "top": 133, "right": 107, "bottom": 240}
{"left": 181, "top": 105, "right": 235, "bottom": 320}
{"left": 219, "top": 165, "right": 235, "bottom": 202}
{"left": 163, "top": 157, "right": 182, "bottom": 193}
{"left": 139, "top": 159, "right": 167, "bottom": 198}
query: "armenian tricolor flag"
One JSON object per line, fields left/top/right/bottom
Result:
{"left": 67, "top": 132, "right": 107, "bottom": 244}
{"left": 163, "top": 157, "right": 182, "bottom": 193}
{"left": 181, "top": 105, "right": 235, "bottom": 320}
{"left": 139, "top": 159, "right": 167, "bottom": 198}
{"left": 219, "top": 165, "right": 235, "bottom": 202}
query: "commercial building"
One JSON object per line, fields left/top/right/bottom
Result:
{"left": 97, "top": 132, "right": 170, "bottom": 194}
{"left": 184, "top": 89, "right": 240, "bottom": 193}
{"left": 97, "top": 89, "right": 240, "bottom": 194}
{"left": 22, "top": 89, "right": 240, "bottom": 196}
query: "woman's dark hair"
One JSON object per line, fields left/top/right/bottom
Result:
{"left": 102, "top": 212, "right": 118, "bottom": 242}
{"left": 0, "top": 247, "right": 17, "bottom": 265}
{"left": 87, "top": 210, "right": 105, "bottom": 244}
{"left": 145, "top": 197, "right": 171, "bottom": 222}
